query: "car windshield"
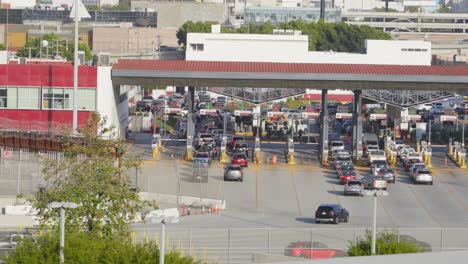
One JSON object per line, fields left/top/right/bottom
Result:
{"left": 233, "top": 154, "right": 245, "bottom": 159}
{"left": 373, "top": 160, "right": 387, "bottom": 166}
{"left": 418, "top": 170, "right": 431, "bottom": 174}
{"left": 380, "top": 169, "right": 393, "bottom": 173}
{"left": 228, "top": 166, "right": 241, "bottom": 171}
{"left": 336, "top": 156, "right": 350, "bottom": 161}
{"left": 196, "top": 153, "right": 209, "bottom": 158}
{"left": 347, "top": 181, "right": 361, "bottom": 185}
{"left": 372, "top": 176, "right": 385, "bottom": 180}
{"left": 370, "top": 151, "right": 385, "bottom": 156}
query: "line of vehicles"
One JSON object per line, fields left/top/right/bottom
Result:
{"left": 190, "top": 114, "right": 251, "bottom": 182}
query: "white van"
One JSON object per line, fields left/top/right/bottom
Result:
{"left": 330, "top": 141, "right": 345, "bottom": 151}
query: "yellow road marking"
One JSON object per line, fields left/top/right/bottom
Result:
{"left": 407, "top": 184, "right": 442, "bottom": 226}
{"left": 289, "top": 167, "right": 303, "bottom": 216}
{"left": 330, "top": 183, "right": 341, "bottom": 204}
{"left": 377, "top": 197, "right": 396, "bottom": 227}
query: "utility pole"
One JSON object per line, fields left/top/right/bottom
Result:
{"left": 320, "top": 0, "right": 325, "bottom": 20}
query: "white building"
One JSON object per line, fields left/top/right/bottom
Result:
{"left": 0, "top": 0, "right": 36, "bottom": 9}
{"left": 336, "top": 0, "right": 404, "bottom": 11}
{"left": 186, "top": 30, "right": 432, "bottom": 65}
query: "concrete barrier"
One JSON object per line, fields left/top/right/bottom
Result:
{"left": 145, "top": 208, "right": 179, "bottom": 223}
{"left": 4, "top": 205, "right": 32, "bottom": 216}
{"left": 252, "top": 253, "right": 303, "bottom": 263}
{"left": 139, "top": 192, "right": 226, "bottom": 210}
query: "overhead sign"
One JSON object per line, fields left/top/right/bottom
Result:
{"left": 301, "top": 112, "right": 319, "bottom": 119}
{"left": 407, "top": 114, "right": 422, "bottom": 121}
{"left": 440, "top": 115, "right": 457, "bottom": 122}
{"left": 199, "top": 109, "right": 218, "bottom": 116}
{"left": 267, "top": 111, "right": 284, "bottom": 118}
{"left": 234, "top": 110, "right": 252, "bottom": 117}
{"left": 370, "top": 114, "right": 387, "bottom": 121}
{"left": 336, "top": 113, "right": 353, "bottom": 119}
{"left": 164, "top": 108, "right": 182, "bottom": 114}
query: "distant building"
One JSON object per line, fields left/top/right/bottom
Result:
{"left": 0, "top": 62, "right": 128, "bottom": 136}
{"left": 243, "top": 6, "right": 341, "bottom": 25}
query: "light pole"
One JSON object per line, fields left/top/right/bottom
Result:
{"left": 70, "top": 0, "right": 90, "bottom": 133}
{"left": 463, "top": 115, "right": 466, "bottom": 149}
{"left": 47, "top": 202, "right": 80, "bottom": 264}
{"left": 364, "top": 189, "right": 388, "bottom": 255}
{"left": 428, "top": 120, "right": 432, "bottom": 146}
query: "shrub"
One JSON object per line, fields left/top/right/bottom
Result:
{"left": 348, "top": 230, "right": 424, "bottom": 256}
{"left": 2, "top": 231, "right": 199, "bottom": 264}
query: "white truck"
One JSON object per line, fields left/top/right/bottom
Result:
{"left": 368, "top": 150, "right": 387, "bottom": 164}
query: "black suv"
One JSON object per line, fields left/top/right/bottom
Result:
{"left": 315, "top": 204, "right": 349, "bottom": 224}
{"left": 233, "top": 141, "right": 249, "bottom": 157}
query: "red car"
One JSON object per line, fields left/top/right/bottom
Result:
{"left": 339, "top": 170, "right": 357, "bottom": 184}
{"left": 285, "top": 241, "right": 347, "bottom": 260}
{"left": 231, "top": 153, "right": 248, "bottom": 167}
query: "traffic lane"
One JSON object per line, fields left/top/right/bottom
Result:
{"left": 437, "top": 170, "right": 468, "bottom": 209}
{"left": 376, "top": 168, "right": 440, "bottom": 228}
{"left": 322, "top": 168, "right": 396, "bottom": 228}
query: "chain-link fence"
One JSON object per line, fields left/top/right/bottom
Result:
{"left": 132, "top": 227, "right": 468, "bottom": 264}
{"left": 0, "top": 148, "right": 46, "bottom": 197}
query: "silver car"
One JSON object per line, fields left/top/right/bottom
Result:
{"left": 224, "top": 164, "right": 243, "bottom": 181}
{"left": 411, "top": 168, "right": 433, "bottom": 185}
{"left": 361, "top": 175, "right": 388, "bottom": 190}
{"left": 344, "top": 180, "right": 364, "bottom": 196}
{"left": 409, "top": 163, "right": 428, "bottom": 178}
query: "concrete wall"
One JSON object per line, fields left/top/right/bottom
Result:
{"left": 131, "top": 1, "right": 225, "bottom": 28}
{"left": 92, "top": 27, "right": 179, "bottom": 52}
{"left": 186, "top": 33, "right": 310, "bottom": 62}
{"left": 186, "top": 32, "right": 432, "bottom": 65}
{"left": 97, "top": 66, "right": 125, "bottom": 137}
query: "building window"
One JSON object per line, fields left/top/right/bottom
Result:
{"left": 18, "top": 87, "right": 40, "bottom": 109}
{"left": 0, "top": 87, "right": 39, "bottom": 109}
{"left": 0, "top": 88, "right": 7, "bottom": 108}
{"left": 190, "top": 43, "right": 204, "bottom": 51}
{"left": 42, "top": 88, "right": 73, "bottom": 110}
{"left": 78, "top": 89, "right": 96, "bottom": 110}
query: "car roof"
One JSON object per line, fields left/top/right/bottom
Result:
{"left": 318, "top": 204, "right": 342, "bottom": 208}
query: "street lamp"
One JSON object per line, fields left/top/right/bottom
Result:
{"left": 363, "top": 189, "right": 389, "bottom": 255}
{"left": 48, "top": 202, "right": 80, "bottom": 264}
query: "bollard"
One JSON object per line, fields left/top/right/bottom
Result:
{"left": 182, "top": 204, "right": 186, "bottom": 216}
{"left": 445, "top": 157, "right": 448, "bottom": 168}
{"left": 272, "top": 154, "right": 277, "bottom": 165}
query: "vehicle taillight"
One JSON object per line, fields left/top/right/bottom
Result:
{"left": 416, "top": 173, "right": 420, "bottom": 176}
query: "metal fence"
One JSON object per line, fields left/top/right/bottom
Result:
{"left": 0, "top": 148, "right": 46, "bottom": 197}
{"left": 132, "top": 227, "right": 468, "bottom": 264}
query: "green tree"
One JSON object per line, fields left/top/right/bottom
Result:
{"left": 16, "top": 33, "right": 92, "bottom": 62}
{"left": 374, "top": 7, "right": 398, "bottom": 12}
{"left": 176, "top": 21, "right": 390, "bottom": 53}
{"left": 348, "top": 231, "right": 425, "bottom": 256}
{"left": 0, "top": 43, "right": 5, "bottom": 50}
{"left": 2, "top": 232, "right": 199, "bottom": 264}
{"left": 27, "top": 113, "right": 151, "bottom": 237}
{"left": 438, "top": 3, "right": 451, "bottom": 13}
{"left": 406, "top": 6, "right": 420, "bottom": 13}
